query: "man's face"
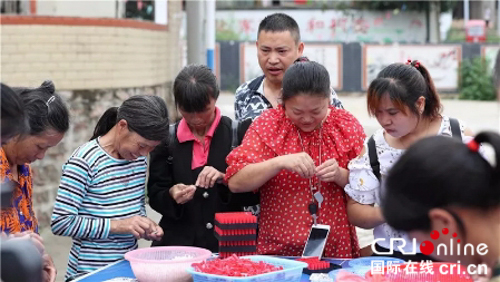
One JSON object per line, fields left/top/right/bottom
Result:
{"left": 256, "top": 30, "right": 304, "bottom": 85}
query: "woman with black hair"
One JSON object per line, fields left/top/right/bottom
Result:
{"left": 147, "top": 64, "right": 255, "bottom": 252}
{"left": 51, "top": 95, "right": 168, "bottom": 281}
{"left": 226, "top": 61, "right": 365, "bottom": 258}
{"left": 344, "top": 60, "right": 475, "bottom": 261}
{"left": 1, "top": 80, "right": 69, "bottom": 282}
{"left": 1, "top": 83, "right": 27, "bottom": 144}
{"left": 1, "top": 80, "right": 69, "bottom": 234}
{"left": 383, "top": 132, "right": 500, "bottom": 281}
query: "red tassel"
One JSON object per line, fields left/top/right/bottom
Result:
{"left": 467, "top": 140, "right": 480, "bottom": 152}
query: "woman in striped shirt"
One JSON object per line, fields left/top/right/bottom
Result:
{"left": 51, "top": 95, "right": 169, "bottom": 281}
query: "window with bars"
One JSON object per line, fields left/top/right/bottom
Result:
{"left": 1, "top": 0, "right": 22, "bottom": 14}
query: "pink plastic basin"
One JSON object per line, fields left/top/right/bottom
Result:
{"left": 125, "top": 246, "right": 212, "bottom": 282}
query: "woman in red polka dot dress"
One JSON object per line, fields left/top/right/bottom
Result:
{"left": 225, "top": 61, "right": 365, "bottom": 258}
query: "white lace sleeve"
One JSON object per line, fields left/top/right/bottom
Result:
{"left": 344, "top": 151, "right": 380, "bottom": 205}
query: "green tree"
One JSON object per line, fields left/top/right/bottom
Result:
{"left": 459, "top": 57, "right": 496, "bottom": 101}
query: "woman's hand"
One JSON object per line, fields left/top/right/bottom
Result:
{"left": 110, "top": 216, "right": 163, "bottom": 240}
{"left": 277, "top": 152, "right": 316, "bottom": 178}
{"left": 144, "top": 225, "right": 164, "bottom": 242}
{"left": 169, "top": 184, "right": 196, "bottom": 204}
{"left": 316, "top": 158, "right": 341, "bottom": 182}
{"left": 195, "top": 166, "right": 224, "bottom": 188}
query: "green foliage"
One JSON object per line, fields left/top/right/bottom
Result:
{"left": 459, "top": 57, "right": 496, "bottom": 101}
{"left": 444, "top": 27, "right": 465, "bottom": 43}
{"left": 216, "top": 29, "right": 242, "bottom": 41}
{"left": 486, "top": 29, "right": 500, "bottom": 43}
{"left": 352, "top": 1, "right": 456, "bottom": 12}
{"left": 216, "top": 18, "right": 247, "bottom": 41}
{"left": 445, "top": 27, "right": 500, "bottom": 43}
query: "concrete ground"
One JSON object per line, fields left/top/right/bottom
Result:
{"left": 41, "top": 93, "right": 500, "bottom": 282}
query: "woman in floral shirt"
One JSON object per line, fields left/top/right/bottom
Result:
{"left": 225, "top": 61, "right": 365, "bottom": 258}
{"left": 1, "top": 81, "right": 69, "bottom": 234}
{"left": 1, "top": 81, "right": 69, "bottom": 282}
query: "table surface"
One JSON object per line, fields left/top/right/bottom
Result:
{"left": 74, "top": 256, "right": 353, "bottom": 282}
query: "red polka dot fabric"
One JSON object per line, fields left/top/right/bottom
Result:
{"left": 225, "top": 105, "right": 366, "bottom": 258}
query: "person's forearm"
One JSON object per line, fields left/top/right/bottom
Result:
{"left": 334, "top": 167, "right": 349, "bottom": 188}
{"left": 347, "top": 202, "right": 385, "bottom": 229}
{"left": 228, "top": 157, "right": 283, "bottom": 193}
{"left": 51, "top": 212, "right": 111, "bottom": 239}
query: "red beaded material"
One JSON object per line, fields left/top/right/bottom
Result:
{"left": 192, "top": 255, "right": 283, "bottom": 277}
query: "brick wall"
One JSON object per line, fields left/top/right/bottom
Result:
{"left": 1, "top": 15, "right": 181, "bottom": 90}
{"left": 0, "top": 0, "right": 184, "bottom": 230}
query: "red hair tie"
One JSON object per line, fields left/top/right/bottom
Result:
{"left": 414, "top": 60, "right": 420, "bottom": 68}
{"left": 467, "top": 140, "right": 480, "bottom": 152}
{"left": 406, "top": 59, "right": 412, "bottom": 65}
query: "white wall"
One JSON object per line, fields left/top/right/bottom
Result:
{"left": 216, "top": 9, "right": 427, "bottom": 43}
{"left": 36, "top": 0, "right": 117, "bottom": 18}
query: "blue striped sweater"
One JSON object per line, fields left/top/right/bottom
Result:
{"left": 51, "top": 139, "right": 147, "bottom": 280}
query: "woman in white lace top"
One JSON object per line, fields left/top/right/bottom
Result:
{"left": 344, "top": 60, "right": 474, "bottom": 261}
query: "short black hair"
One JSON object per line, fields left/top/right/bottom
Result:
{"left": 12, "top": 80, "right": 69, "bottom": 136}
{"left": 258, "top": 13, "right": 300, "bottom": 44}
{"left": 173, "top": 64, "right": 219, "bottom": 113}
{"left": 383, "top": 132, "right": 500, "bottom": 233}
{"left": 282, "top": 61, "right": 330, "bottom": 103}
{"left": 1, "top": 83, "right": 27, "bottom": 142}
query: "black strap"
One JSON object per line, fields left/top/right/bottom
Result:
{"left": 449, "top": 118, "right": 462, "bottom": 141}
{"left": 167, "top": 123, "right": 177, "bottom": 164}
{"left": 367, "top": 135, "right": 381, "bottom": 182}
{"left": 169, "top": 123, "right": 176, "bottom": 142}
{"left": 231, "top": 119, "right": 239, "bottom": 149}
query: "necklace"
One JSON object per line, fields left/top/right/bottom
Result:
{"left": 297, "top": 126, "right": 324, "bottom": 224}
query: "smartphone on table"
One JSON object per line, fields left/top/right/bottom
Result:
{"left": 302, "top": 224, "right": 331, "bottom": 260}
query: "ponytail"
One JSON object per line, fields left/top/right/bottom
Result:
{"left": 367, "top": 61, "right": 442, "bottom": 120}
{"left": 90, "top": 95, "right": 169, "bottom": 142}
{"left": 39, "top": 80, "right": 56, "bottom": 94}
{"left": 408, "top": 60, "right": 441, "bottom": 119}
{"left": 90, "top": 107, "right": 118, "bottom": 140}
{"left": 473, "top": 131, "right": 500, "bottom": 188}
